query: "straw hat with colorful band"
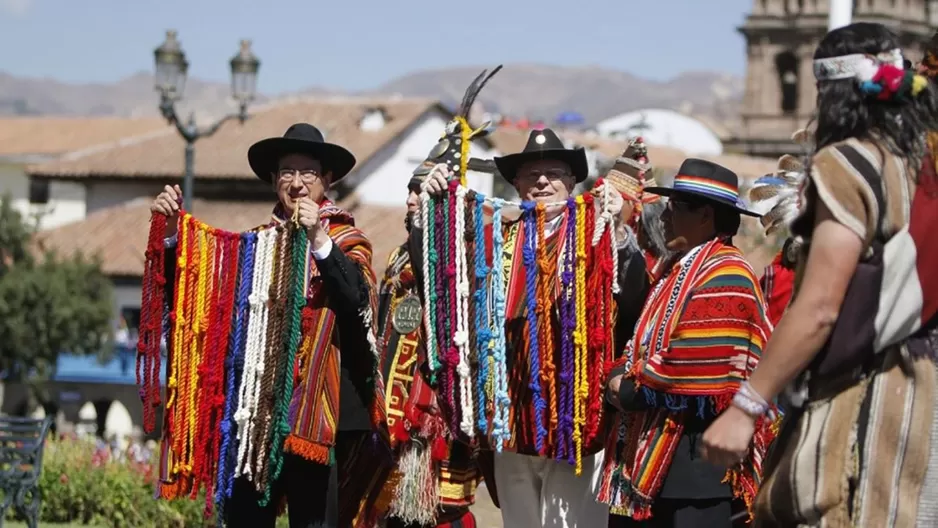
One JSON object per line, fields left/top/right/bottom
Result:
{"left": 644, "top": 158, "right": 760, "bottom": 217}
{"left": 604, "top": 137, "right": 652, "bottom": 203}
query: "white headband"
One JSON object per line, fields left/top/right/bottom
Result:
{"left": 813, "top": 48, "right": 904, "bottom": 81}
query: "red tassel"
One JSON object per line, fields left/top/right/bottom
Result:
{"left": 431, "top": 436, "right": 449, "bottom": 462}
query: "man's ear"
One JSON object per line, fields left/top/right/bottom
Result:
{"left": 324, "top": 171, "right": 334, "bottom": 187}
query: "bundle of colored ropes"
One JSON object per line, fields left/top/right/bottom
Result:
{"left": 137, "top": 209, "right": 311, "bottom": 515}
{"left": 419, "top": 178, "right": 621, "bottom": 475}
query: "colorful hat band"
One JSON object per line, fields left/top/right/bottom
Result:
{"left": 671, "top": 174, "right": 740, "bottom": 205}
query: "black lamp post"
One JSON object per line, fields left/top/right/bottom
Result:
{"left": 153, "top": 30, "right": 260, "bottom": 211}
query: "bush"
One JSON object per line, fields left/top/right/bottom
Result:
{"left": 4, "top": 437, "right": 213, "bottom": 527}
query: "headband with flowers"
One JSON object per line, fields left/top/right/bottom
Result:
{"left": 813, "top": 48, "right": 928, "bottom": 101}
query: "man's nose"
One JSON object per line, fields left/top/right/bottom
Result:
{"left": 290, "top": 177, "right": 304, "bottom": 189}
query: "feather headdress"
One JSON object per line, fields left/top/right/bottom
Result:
{"left": 749, "top": 128, "right": 813, "bottom": 236}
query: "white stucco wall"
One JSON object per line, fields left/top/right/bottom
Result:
{"left": 85, "top": 181, "right": 164, "bottom": 215}
{"left": 353, "top": 111, "right": 501, "bottom": 207}
{"left": 595, "top": 108, "right": 725, "bottom": 156}
{"left": 0, "top": 162, "right": 86, "bottom": 229}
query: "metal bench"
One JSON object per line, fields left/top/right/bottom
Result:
{"left": 0, "top": 416, "right": 53, "bottom": 528}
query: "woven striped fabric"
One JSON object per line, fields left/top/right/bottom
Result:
{"left": 754, "top": 137, "right": 938, "bottom": 526}
{"left": 597, "top": 239, "right": 776, "bottom": 520}
{"left": 268, "top": 202, "right": 388, "bottom": 465}
{"left": 759, "top": 251, "right": 796, "bottom": 328}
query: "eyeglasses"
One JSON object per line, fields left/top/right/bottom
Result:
{"left": 277, "top": 168, "right": 322, "bottom": 183}
{"left": 667, "top": 199, "right": 703, "bottom": 213}
{"left": 518, "top": 169, "right": 571, "bottom": 181}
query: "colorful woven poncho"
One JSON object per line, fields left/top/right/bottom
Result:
{"left": 137, "top": 201, "right": 387, "bottom": 516}
{"left": 596, "top": 238, "right": 778, "bottom": 520}
{"left": 417, "top": 179, "right": 623, "bottom": 475}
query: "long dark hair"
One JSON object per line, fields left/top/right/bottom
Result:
{"left": 813, "top": 23, "right": 938, "bottom": 172}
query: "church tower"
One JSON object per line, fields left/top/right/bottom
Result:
{"left": 730, "top": 0, "right": 936, "bottom": 158}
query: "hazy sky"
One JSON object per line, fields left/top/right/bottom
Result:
{"left": 0, "top": 0, "right": 753, "bottom": 94}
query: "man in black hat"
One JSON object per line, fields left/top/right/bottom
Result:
{"left": 150, "top": 123, "right": 387, "bottom": 528}
{"left": 419, "top": 127, "right": 650, "bottom": 528}
{"left": 597, "top": 159, "right": 776, "bottom": 527}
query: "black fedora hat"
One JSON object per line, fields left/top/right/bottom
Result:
{"left": 644, "top": 158, "right": 760, "bottom": 217}
{"left": 494, "top": 128, "right": 589, "bottom": 183}
{"left": 248, "top": 123, "right": 356, "bottom": 183}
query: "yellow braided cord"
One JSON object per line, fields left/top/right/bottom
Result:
{"left": 183, "top": 227, "right": 210, "bottom": 473}
{"left": 168, "top": 214, "right": 190, "bottom": 412}
{"left": 456, "top": 116, "right": 472, "bottom": 186}
{"left": 573, "top": 196, "right": 588, "bottom": 474}
{"left": 166, "top": 213, "right": 192, "bottom": 475}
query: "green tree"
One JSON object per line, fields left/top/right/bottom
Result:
{"left": 0, "top": 193, "right": 114, "bottom": 384}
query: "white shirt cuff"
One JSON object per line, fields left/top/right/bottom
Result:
{"left": 311, "top": 237, "right": 334, "bottom": 260}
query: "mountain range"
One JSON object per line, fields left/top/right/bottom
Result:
{"left": 0, "top": 65, "right": 743, "bottom": 129}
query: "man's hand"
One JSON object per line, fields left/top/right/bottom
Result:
{"left": 297, "top": 197, "right": 321, "bottom": 234}
{"left": 700, "top": 406, "right": 757, "bottom": 468}
{"left": 605, "top": 374, "right": 624, "bottom": 411}
{"left": 423, "top": 164, "right": 452, "bottom": 196}
{"left": 150, "top": 184, "right": 182, "bottom": 239}
{"left": 591, "top": 184, "right": 624, "bottom": 216}
{"left": 297, "top": 197, "right": 332, "bottom": 252}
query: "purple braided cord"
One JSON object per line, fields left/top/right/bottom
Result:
{"left": 558, "top": 199, "right": 577, "bottom": 463}
{"left": 521, "top": 202, "right": 547, "bottom": 453}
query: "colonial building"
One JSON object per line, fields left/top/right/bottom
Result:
{"left": 3, "top": 96, "right": 500, "bottom": 438}
{"left": 727, "top": 0, "right": 936, "bottom": 158}
{"left": 0, "top": 116, "right": 168, "bottom": 229}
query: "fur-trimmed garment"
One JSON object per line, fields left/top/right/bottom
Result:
{"left": 754, "top": 138, "right": 938, "bottom": 527}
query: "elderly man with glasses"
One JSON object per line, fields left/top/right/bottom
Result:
{"left": 150, "top": 123, "right": 387, "bottom": 528}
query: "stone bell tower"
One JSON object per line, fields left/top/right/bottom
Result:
{"left": 729, "top": 0, "right": 936, "bottom": 158}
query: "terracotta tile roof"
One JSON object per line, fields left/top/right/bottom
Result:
{"left": 28, "top": 97, "right": 443, "bottom": 180}
{"left": 488, "top": 128, "right": 778, "bottom": 179}
{"left": 0, "top": 116, "right": 169, "bottom": 158}
{"left": 35, "top": 197, "right": 409, "bottom": 280}
{"left": 35, "top": 199, "right": 275, "bottom": 277}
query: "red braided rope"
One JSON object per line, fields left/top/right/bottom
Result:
{"left": 138, "top": 213, "right": 167, "bottom": 433}
{"left": 200, "top": 233, "right": 240, "bottom": 513}
{"left": 191, "top": 229, "right": 219, "bottom": 498}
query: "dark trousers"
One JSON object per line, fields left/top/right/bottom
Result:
{"left": 608, "top": 498, "right": 735, "bottom": 528}
{"left": 224, "top": 453, "right": 334, "bottom": 528}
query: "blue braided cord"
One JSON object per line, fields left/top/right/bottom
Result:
{"left": 217, "top": 232, "right": 256, "bottom": 503}
{"left": 489, "top": 199, "right": 510, "bottom": 451}
{"left": 521, "top": 202, "right": 547, "bottom": 453}
{"left": 473, "top": 193, "right": 492, "bottom": 434}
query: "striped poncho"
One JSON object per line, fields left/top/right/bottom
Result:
{"left": 597, "top": 238, "right": 776, "bottom": 520}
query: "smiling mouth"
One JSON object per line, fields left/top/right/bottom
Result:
{"left": 532, "top": 192, "right": 553, "bottom": 198}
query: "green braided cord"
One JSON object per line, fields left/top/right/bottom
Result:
{"left": 260, "top": 223, "right": 307, "bottom": 506}
{"left": 426, "top": 195, "right": 439, "bottom": 383}
{"left": 441, "top": 192, "right": 452, "bottom": 351}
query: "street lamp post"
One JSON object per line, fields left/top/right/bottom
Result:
{"left": 153, "top": 30, "right": 260, "bottom": 212}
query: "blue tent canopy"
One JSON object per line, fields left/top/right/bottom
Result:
{"left": 554, "top": 111, "right": 584, "bottom": 125}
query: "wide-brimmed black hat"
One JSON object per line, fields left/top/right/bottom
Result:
{"left": 494, "top": 128, "right": 589, "bottom": 183}
{"left": 644, "top": 158, "right": 760, "bottom": 217}
{"left": 248, "top": 123, "right": 356, "bottom": 183}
